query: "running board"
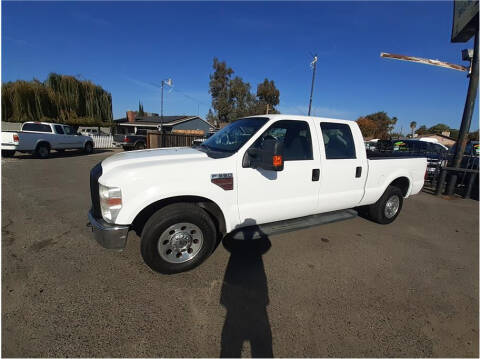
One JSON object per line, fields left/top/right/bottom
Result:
{"left": 229, "top": 209, "right": 357, "bottom": 240}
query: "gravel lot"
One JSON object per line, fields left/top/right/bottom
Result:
{"left": 2, "top": 149, "right": 479, "bottom": 357}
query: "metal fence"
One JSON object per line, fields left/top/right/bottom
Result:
{"left": 91, "top": 135, "right": 116, "bottom": 149}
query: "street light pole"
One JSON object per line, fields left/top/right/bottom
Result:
{"left": 161, "top": 80, "right": 164, "bottom": 120}
{"left": 308, "top": 55, "right": 318, "bottom": 116}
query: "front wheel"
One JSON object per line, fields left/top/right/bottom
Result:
{"left": 367, "top": 185, "right": 403, "bottom": 224}
{"left": 140, "top": 203, "right": 217, "bottom": 274}
{"left": 84, "top": 141, "right": 93, "bottom": 154}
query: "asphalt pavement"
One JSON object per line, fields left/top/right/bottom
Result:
{"left": 2, "top": 149, "right": 479, "bottom": 357}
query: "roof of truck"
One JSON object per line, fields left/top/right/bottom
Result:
{"left": 244, "top": 114, "right": 350, "bottom": 123}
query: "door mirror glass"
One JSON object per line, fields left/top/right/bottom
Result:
{"left": 244, "top": 138, "right": 284, "bottom": 171}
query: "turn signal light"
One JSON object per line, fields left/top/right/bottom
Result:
{"left": 13, "top": 135, "right": 19, "bottom": 142}
{"left": 106, "top": 198, "right": 122, "bottom": 206}
{"left": 273, "top": 155, "right": 283, "bottom": 167}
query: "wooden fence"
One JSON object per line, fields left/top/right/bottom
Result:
{"left": 147, "top": 131, "right": 204, "bottom": 148}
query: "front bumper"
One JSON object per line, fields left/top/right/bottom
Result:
{"left": 88, "top": 210, "right": 129, "bottom": 250}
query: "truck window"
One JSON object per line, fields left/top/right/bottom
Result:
{"left": 254, "top": 120, "right": 313, "bottom": 161}
{"left": 63, "top": 126, "right": 76, "bottom": 135}
{"left": 54, "top": 125, "right": 65, "bottom": 134}
{"left": 320, "top": 122, "right": 356, "bottom": 159}
{"left": 22, "top": 123, "right": 53, "bottom": 133}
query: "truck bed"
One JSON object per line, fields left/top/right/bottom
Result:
{"left": 366, "top": 150, "right": 426, "bottom": 160}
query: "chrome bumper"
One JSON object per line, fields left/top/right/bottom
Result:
{"left": 87, "top": 210, "right": 129, "bottom": 250}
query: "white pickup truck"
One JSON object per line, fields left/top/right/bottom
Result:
{"left": 88, "top": 115, "right": 426, "bottom": 274}
{"left": 1, "top": 121, "right": 94, "bottom": 158}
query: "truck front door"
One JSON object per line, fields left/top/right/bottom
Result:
{"left": 237, "top": 119, "right": 319, "bottom": 225}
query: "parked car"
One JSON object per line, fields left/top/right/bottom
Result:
{"left": 1, "top": 121, "right": 94, "bottom": 158}
{"left": 88, "top": 115, "right": 426, "bottom": 274}
{"left": 113, "top": 130, "right": 147, "bottom": 151}
{"left": 80, "top": 128, "right": 109, "bottom": 136}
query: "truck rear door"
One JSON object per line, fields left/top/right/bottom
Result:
{"left": 316, "top": 121, "right": 368, "bottom": 212}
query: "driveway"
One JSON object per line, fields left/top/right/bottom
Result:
{"left": 2, "top": 149, "right": 478, "bottom": 357}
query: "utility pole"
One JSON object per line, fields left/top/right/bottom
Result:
{"left": 266, "top": 103, "right": 270, "bottom": 114}
{"left": 308, "top": 54, "right": 318, "bottom": 116}
{"left": 446, "top": 31, "right": 479, "bottom": 195}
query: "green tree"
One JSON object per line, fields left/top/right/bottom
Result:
{"left": 415, "top": 125, "right": 428, "bottom": 135}
{"left": 257, "top": 78, "right": 280, "bottom": 113}
{"left": 410, "top": 121, "right": 417, "bottom": 137}
{"left": 428, "top": 123, "right": 450, "bottom": 134}
{"left": 208, "top": 58, "right": 281, "bottom": 123}
{"left": 138, "top": 101, "right": 145, "bottom": 117}
{"left": 209, "top": 58, "right": 234, "bottom": 123}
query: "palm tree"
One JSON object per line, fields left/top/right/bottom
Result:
{"left": 410, "top": 121, "right": 417, "bottom": 137}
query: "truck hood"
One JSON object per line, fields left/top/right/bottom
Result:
{"left": 101, "top": 147, "right": 208, "bottom": 173}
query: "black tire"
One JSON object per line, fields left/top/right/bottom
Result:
{"left": 122, "top": 146, "right": 131, "bottom": 151}
{"left": 367, "top": 185, "right": 404, "bottom": 224}
{"left": 135, "top": 142, "right": 146, "bottom": 150}
{"left": 1, "top": 150, "right": 15, "bottom": 158}
{"left": 35, "top": 143, "right": 50, "bottom": 158}
{"left": 84, "top": 141, "right": 94, "bottom": 154}
{"left": 141, "top": 203, "right": 217, "bottom": 274}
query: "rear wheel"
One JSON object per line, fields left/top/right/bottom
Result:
{"left": 135, "top": 142, "right": 146, "bottom": 150}
{"left": 35, "top": 143, "right": 50, "bottom": 159}
{"left": 367, "top": 185, "right": 403, "bottom": 224}
{"left": 140, "top": 203, "right": 217, "bottom": 274}
{"left": 2, "top": 150, "right": 15, "bottom": 158}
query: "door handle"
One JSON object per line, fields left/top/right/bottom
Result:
{"left": 355, "top": 166, "right": 362, "bottom": 178}
{"left": 312, "top": 169, "right": 320, "bottom": 181}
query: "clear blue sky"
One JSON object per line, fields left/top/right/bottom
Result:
{"left": 2, "top": 1, "right": 478, "bottom": 133}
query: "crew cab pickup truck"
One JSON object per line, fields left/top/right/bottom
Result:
{"left": 2, "top": 121, "right": 94, "bottom": 158}
{"left": 113, "top": 130, "right": 147, "bottom": 151}
{"left": 88, "top": 115, "right": 426, "bottom": 274}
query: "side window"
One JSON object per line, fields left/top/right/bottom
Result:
{"left": 320, "top": 122, "right": 356, "bottom": 159}
{"left": 22, "top": 123, "right": 52, "bottom": 133}
{"left": 54, "top": 125, "right": 64, "bottom": 134}
{"left": 66, "top": 126, "right": 77, "bottom": 135}
{"left": 254, "top": 120, "right": 313, "bottom": 161}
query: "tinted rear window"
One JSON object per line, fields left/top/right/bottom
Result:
{"left": 22, "top": 123, "right": 52, "bottom": 133}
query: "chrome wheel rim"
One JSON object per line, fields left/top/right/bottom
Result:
{"left": 158, "top": 222, "right": 203, "bottom": 264}
{"left": 384, "top": 195, "right": 400, "bottom": 219}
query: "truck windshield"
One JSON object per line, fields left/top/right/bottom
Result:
{"left": 201, "top": 117, "right": 268, "bottom": 153}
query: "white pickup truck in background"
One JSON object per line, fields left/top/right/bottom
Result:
{"left": 87, "top": 115, "right": 427, "bottom": 274}
{"left": 1, "top": 121, "right": 94, "bottom": 158}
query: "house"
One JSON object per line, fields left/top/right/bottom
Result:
{"left": 418, "top": 131, "right": 456, "bottom": 148}
{"left": 114, "top": 111, "right": 216, "bottom": 135}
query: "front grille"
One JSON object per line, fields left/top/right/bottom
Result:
{"left": 90, "top": 162, "right": 102, "bottom": 218}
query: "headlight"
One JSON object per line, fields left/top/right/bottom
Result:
{"left": 99, "top": 184, "right": 122, "bottom": 223}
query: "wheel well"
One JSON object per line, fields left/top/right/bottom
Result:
{"left": 36, "top": 141, "right": 50, "bottom": 150}
{"left": 131, "top": 196, "right": 226, "bottom": 238}
{"left": 389, "top": 177, "right": 410, "bottom": 197}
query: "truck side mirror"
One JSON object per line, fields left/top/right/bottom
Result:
{"left": 243, "top": 138, "right": 284, "bottom": 171}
